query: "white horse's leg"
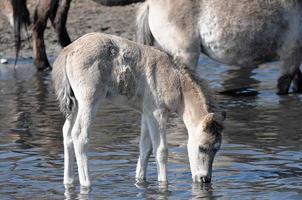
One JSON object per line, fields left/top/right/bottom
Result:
{"left": 277, "top": 31, "right": 302, "bottom": 94}
{"left": 277, "top": 48, "right": 302, "bottom": 94}
{"left": 63, "top": 108, "right": 77, "bottom": 186}
{"left": 136, "top": 114, "right": 152, "bottom": 181}
{"left": 292, "top": 68, "right": 302, "bottom": 93}
{"left": 71, "top": 99, "right": 99, "bottom": 187}
{"left": 145, "top": 110, "right": 168, "bottom": 182}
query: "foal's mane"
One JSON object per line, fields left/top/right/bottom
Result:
{"left": 173, "top": 60, "right": 224, "bottom": 133}
{"left": 172, "top": 57, "right": 216, "bottom": 114}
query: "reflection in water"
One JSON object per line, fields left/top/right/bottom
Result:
{"left": 220, "top": 65, "right": 259, "bottom": 91}
{"left": 0, "top": 57, "right": 302, "bottom": 199}
{"left": 191, "top": 183, "right": 217, "bottom": 200}
{"left": 64, "top": 186, "right": 91, "bottom": 200}
{"left": 135, "top": 181, "right": 170, "bottom": 200}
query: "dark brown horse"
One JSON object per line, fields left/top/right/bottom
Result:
{"left": 1, "top": 0, "right": 30, "bottom": 64}
{"left": 9, "top": 0, "right": 143, "bottom": 70}
{"left": 6, "top": 0, "right": 71, "bottom": 69}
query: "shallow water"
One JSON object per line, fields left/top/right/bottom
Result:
{"left": 0, "top": 56, "right": 301, "bottom": 199}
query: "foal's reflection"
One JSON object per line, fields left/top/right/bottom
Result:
{"left": 134, "top": 180, "right": 217, "bottom": 200}
{"left": 191, "top": 183, "right": 216, "bottom": 200}
{"left": 64, "top": 185, "right": 91, "bottom": 200}
{"left": 135, "top": 180, "right": 170, "bottom": 200}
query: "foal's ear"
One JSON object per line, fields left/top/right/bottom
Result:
{"left": 202, "top": 113, "right": 224, "bottom": 134}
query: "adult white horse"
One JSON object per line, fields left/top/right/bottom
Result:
{"left": 52, "top": 33, "right": 224, "bottom": 187}
{"left": 137, "top": 0, "right": 302, "bottom": 94}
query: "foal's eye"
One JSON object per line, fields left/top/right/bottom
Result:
{"left": 199, "top": 146, "right": 208, "bottom": 153}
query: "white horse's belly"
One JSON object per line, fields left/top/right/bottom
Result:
{"left": 199, "top": 22, "right": 281, "bottom": 67}
{"left": 198, "top": 0, "right": 302, "bottom": 67}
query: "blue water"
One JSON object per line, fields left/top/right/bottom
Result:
{"left": 0, "top": 56, "right": 301, "bottom": 199}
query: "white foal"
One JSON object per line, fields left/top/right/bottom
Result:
{"left": 52, "top": 32, "right": 225, "bottom": 187}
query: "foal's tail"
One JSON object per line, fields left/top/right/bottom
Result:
{"left": 52, "top": 53, "right": 77, "bottom": 117}
{"left": 11, "top": 0, "right": 31, "bottom": 64}
{"left": 136, "top": 2, "right": 154, "bottom": 45}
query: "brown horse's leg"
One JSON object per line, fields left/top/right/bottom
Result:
{"left": 50, "top": 0, "right": 72, "bottom": 47}
{"left": 32, "top": 0, "right": 53, "bottom": 70}
{"left": 292, "top": 69, "right": 302, "bottom": 93}
{"left": 277, "top": 74, "right": 294, "bottom": 95}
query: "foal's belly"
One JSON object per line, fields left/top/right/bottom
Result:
{"left": 199, "top": 0, "right": 299, "bottom": 67}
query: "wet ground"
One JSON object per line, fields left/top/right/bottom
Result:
{"left": 0, "top": 54, "right": 301, "bottom": 199}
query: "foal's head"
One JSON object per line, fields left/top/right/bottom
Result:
{"left": 175, "top": 64, "right": 225, "bottom": 183}
{"left": 187, "top": 112, "right": 224, "bottom": 183}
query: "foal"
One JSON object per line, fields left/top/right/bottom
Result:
{"left": 52, "top": 33, "right": 224, "bottom": 187}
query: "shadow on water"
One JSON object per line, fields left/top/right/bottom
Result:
{"left": 0, "top": 55, "right": 301, "bottom": 199}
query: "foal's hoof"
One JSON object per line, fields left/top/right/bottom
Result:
{"left": 63, "top": 179, "right": 75, "bottom": 189}
{"left": 135, "top": 179, "right": 149, "bottom": 189}
{"left": 80, "top": 186, "right": 91, "bottom": 194}
{"left": 135, "top": 177, "right": 146, "bottom": 183}
{"left": 64, "top": 183, "right": 75, "bottom": 190}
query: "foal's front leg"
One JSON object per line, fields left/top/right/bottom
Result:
{"left": 146, "top": 110, "right": 168, "bottom": 183}
{"left": 136, "top": 114, "right": 152, "bottom": 181}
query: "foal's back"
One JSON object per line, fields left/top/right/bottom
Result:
{"left": 53, "top": 32, "right": 182, "bottom": 111}
{"left": 60, "top": 32, "right": 171, "bottom": 72}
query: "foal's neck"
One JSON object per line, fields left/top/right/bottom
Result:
{"left": 178, "top": 71, "right": 214, "bottom": 132}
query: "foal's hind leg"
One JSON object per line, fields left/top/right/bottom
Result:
{"left": 71, "top": 99, "right": 100, "bottom": 187}
{"left": 145, "top": 110, "right": 168, "bottom": 182}
{"left": 136, "top": 114, "right": 152, "bottom": 181}
{"left": 50, "top": 0, "right": 72, "bottom": 47}
{"left": 63, "top": 108, "right": 77, "bottom": 186}
{"left": 277, "top": 49, "right": 302, "bottom": 94}
{"left": 32, "top": 0, "right": 52, "bottom": 70}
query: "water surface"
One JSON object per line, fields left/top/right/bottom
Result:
{"left": 0, "top": 56, "right": 301, "bottom": 199}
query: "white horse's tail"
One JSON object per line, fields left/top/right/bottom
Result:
{"left": 52, "top": 53, "right": 77, "bottom": 117}
{"left": 136, "top": 2, "right": 154, "bottom": 45}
